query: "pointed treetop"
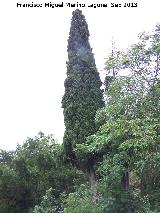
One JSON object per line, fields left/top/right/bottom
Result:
{"left": 68, "top": 9, "right": 90, "bottom": 53}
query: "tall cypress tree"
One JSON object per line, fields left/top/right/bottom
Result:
{"left": 62, "top": 9, "right": 104, "bottom": 172}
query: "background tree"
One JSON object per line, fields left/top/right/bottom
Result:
{"left": 65, "top": 24, "right": 160, "bottom": 213}
{"left": 0, "top": 133, "right": 85, "bottom": 212}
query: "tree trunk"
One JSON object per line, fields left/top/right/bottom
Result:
{"left": 121, "top": 168, "right": 131, "bottom": 213}
{"left": 140, "top": 176, "right": 146, "bottom": 195}
{"left": 85, "top": 166, "right": 97, "bottom": 202}
{"left": 122, "top": 170, "right": 129, "bottom": 190}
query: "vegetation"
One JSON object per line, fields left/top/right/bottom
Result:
{"left": 0, "top": 133, "right": 85, "bottom": 212}
{"left": 61, "top": 9, "right": 104, "bottom": 177}
{"left": 0, "top": 9, "right": 159, "bottom": 213}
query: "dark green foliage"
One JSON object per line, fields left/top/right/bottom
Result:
{"left": 62, "top": 9, "right": 104, "bottom": 161}
{"left": 0, "top": 133, "right": 85, "bottom": 212}
{"left": 104, "top": 75, "right": 115, "bottom": 92}
{"left": 33, "top": 188, "right": 64, "bottom": 213}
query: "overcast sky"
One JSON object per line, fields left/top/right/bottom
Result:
{"left": 0, "top": 0, "right": 159, "bottom": 150}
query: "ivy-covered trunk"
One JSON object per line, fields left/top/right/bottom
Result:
{"left": 85, "top": 166, "right": 97, "bottom": 202}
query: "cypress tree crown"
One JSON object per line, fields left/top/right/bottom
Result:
{"left": 62, "top": 9, "right": 104, "bottom": 157}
